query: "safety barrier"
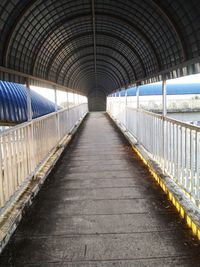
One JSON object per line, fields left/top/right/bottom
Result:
{"left": 107, "top": 98, "right": 200, "bottom": 207}
{"left": 0, "top": 103, "right": 88, "bottom": 210}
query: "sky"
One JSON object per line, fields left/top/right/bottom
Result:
{"left": 167, "top": 73, "right": 200, "bottom": 84}
{"left": 30, "top": 85, "right": 86, "bottom": 105}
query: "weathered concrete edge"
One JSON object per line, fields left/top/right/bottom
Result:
{"left": 108, "top": 112, "right": 200, "bottom": 240}
{"left": 0, "top": 112, "right": 88, "bottom": 254}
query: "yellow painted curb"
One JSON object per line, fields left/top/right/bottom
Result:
{"left": 131, "top": 143, "right": 200, "bottom": 240}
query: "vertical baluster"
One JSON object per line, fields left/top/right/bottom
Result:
{"left": 191, "top": 130, "right": 195, "bottom": 197}
{"left": 20, "top": 127, "right": 25, "bottom": 182}
{"left": 12, "top": 130, "right": 17, "bottom": 190}
{"left": 180, "top": 126, "right": 183, "bottom": 185}
{"left": 196, "top": 132, "right": 200, "bottom": 205}
{"left": 170, "top": 122, "right": 173, "bottom": 175}
{"left": 177, "top": 125, "right": 181, "bottom": 185}
{"left": 2, "top": 134, "right": 9, "bottom": 202}
{"left": 23, "top": 127, "right": 28, "bottom": 181}
{"left": 8, "top": 131, "right": 14, "bottom": 195}
{"left": 0, "top": 136, "right": 4, "bottom": 207}
{"left": 185, "top": 128, "right": 188, "bottom": 189}
{"left": 181, "top": 127, "right": 185, "bottom": 187}
{"left": 167, "top": 121, "right": 170, "bottom": 172}
{"left": 186, "top": 129, "right": 190, "bottom": 191}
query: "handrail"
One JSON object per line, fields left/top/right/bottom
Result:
{"left": 0, "top": 103, "right": 86, "bottom": 136}
{"left": 107, "top": 98, "right": 200, "bottom": 207}
{"left": 127, "top": 106, "right": 200, "bottom": 132}
{"left": 0, "top": 103, "right": 88, "bottom": 211}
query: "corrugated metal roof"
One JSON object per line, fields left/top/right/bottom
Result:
{"left": 0, "top": 81, "right": 56, "bottom": 124}
{"left": 113, "top": 83, "right": 200, "bottom": 96}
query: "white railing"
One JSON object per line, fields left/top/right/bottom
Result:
{"left": 107, "top": 98, "right": 200, "bottom": 207}
{"left": 0, "top": 103, "right": 88, "bottom": 210}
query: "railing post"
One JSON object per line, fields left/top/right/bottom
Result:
{"left": 136, "top": 85, "right": 140, "bottom": 109}
{"left": 54, "top": 85, "right": 60, "bottom": 141}
{"left": 125, "top": 89, "right": 128, "bottom": 127}
{"left": 162, "top": 78, "right": 167, "bottom": 170}
{"left": 118, "top": 90, "right": 121, "bottom": 120}
{"left": 26, "top": 78, "right": 32, "bottom": 121}
{"left": 162, "top": 79, "right": 167, "bottom": 117}
{"left": 66, "top": 91, "right": 69, "bottom": 110}
{"left": 73, "top": 91, "right": 75, "bottom": 106}
{"left": 136, "top": 85, "right": 140, "bottom": 143}
{"left": 54, "top": 85, "right": 58, "bottom": 112}
{"left": 25, "top": 79, "right": 35, "bottom": 172}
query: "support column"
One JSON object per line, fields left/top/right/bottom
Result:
{"left": 66, "top": 91, "right": 69, "bottom": 109}
{"left": 118, "top": 90, "right": 121, "bottom": 117}
{"left": 136, "top": 85, "right": 140, "bottom": 109}
{"left": 53, "top": 85, "right": 60, "bottom": 140}
{"left": 125, "top": 89, "right": 128, "bottom": 106}
{"left": 162, "top": 79, "right": 167, "bottom": 116}
{"left": 73, "top": 91, "right": 76, "bottom": 106}
{"left": 162, "top": 78, "right": 167, "bottom": 170}
{"left": 136, "top": 85, "right": 140, "bottom": 143}
{"left": 125, "top": 89, "right": 128, "bottom": 127}
{"left": 26, "top": 78, "right": 32, "bottom": 121}
{"left": 54, "top": 86, "right": 58, "bottom": 112}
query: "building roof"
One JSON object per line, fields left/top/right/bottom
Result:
{"left": 113, "top": 83, "right": 200, "bottom": 96}
{"left": 0, "top": 81, "right": 56, "bottom": 124}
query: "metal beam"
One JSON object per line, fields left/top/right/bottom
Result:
{"left": 0, "top": 65, "right": 84, "bottom": 95}
{"left": 110, "top": 56, "right": 200, "bottom": 94}
{"left": 25, "top": 78, "right": 32, "bottom": 121}
{"left": 61, "top": 52, "right": 131, "bottom": 86}
{"left": 162, "top": 79, "right": 167, "bottom": 116}
{"left": 65, "top": 59, "right": 125, "bottom": 88}
{"left": 29, "top": 13, "right": 160, "bottom": 74}
{"left": 74, "top": 68, "right": 119, "bottom": 90}
{"left": 63, "top": 59, "right": 124, "bottom": 88}
{"left": 136, "top": 86, "right": 140, "bottom": 109}
{"left": 54, "top": 85, "right": 58, "bottom": 112}
{"left": 91, "top": 0, "right": 97, "bottom": 86}
{"left": 152, "top": 0, "right": 187, "bottom": 60}
{"left": 75, "top": 72, "right": 116, "bottom": 90}
{"left": 46, "top": 44, "right": 137, "bottom": 82}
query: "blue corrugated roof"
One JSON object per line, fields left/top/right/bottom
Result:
{"left": 111, "top": 83, "right": 200, "bottom": 96}
{"left": 0, "top": 81, "right": 57, "bottom": 124}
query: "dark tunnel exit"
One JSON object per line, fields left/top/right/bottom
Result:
{"left": 88, "top": 89, "right": 107, "bottom": 111}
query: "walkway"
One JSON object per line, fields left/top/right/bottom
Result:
{"left": 0, "top": 112, "right": 200, "bottom": 266}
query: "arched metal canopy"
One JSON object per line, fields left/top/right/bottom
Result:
{"left": 0, "top": 0, "right": 200, "bottom": 96}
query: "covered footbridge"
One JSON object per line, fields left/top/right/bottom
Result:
{"left": 1, "top": 1, "right": 200, "bottom": 266}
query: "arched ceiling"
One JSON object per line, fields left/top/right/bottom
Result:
{"left": 0, "top": 0, "right": 200, "bottom": 95}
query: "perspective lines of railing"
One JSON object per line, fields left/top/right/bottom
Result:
{"left": 107, "top": 98, "right": 200, "bottom": 208}
{"left": 0, "top": 103, "right": 88, "bottom": 211}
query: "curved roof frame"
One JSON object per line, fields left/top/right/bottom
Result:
{"left": 59, "top": 52, "right": 131, "bottom": 86}
{"left": 65, "top": 59, "right": 126, "bottom": 89}
{"left": 0, "top": 0, "right": 200, "bottom": 95}
{"left": 74, "top": 69, "right": 120, "bottom": 92}
{"left": 47, "top": 44, "right": 137, "bottom": 82}
{"left": 3, "top": 4, "right": 177, "bottom": 75}
{"left": 33, "top": 25, "right": 152, "bottom": 79}
{"left": 68, "top": 64, "right": 122, "bottom": 91}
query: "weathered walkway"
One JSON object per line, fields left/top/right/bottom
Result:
{"left": 1, "top": 112, "right": 200, "bottom": 266}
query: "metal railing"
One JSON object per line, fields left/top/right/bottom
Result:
{"left": 107, "top": 98, "right": 200, "bottom": 207}
{"left": 0, "top": 103, "right": 88, "bottom": 210}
